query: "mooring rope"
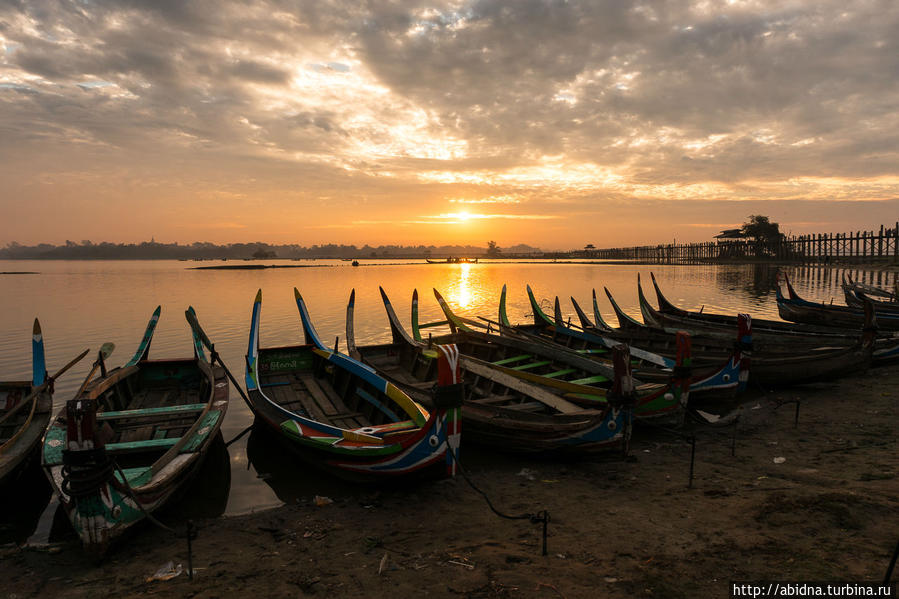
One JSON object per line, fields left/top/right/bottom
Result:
{"left": 443, "top": 440, "right": 550, "bottom": 555}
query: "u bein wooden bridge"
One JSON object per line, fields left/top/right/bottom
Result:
{"left": 573, "top": 222, "right": 899, "bottom": 265}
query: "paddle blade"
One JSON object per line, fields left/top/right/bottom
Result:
{"left": 99, "top": 342, "right": 115, "bottom": 360}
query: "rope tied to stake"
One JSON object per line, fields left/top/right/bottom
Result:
{"left": 433, "top": 343, "right": 550, "bottom": 555}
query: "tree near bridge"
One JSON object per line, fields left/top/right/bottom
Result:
{"left": 742, "top": 215, "right": 784, "bottom": 256}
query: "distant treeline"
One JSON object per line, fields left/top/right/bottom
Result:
{"left": 0, "top": 240, "right": 542, "bottom": 260}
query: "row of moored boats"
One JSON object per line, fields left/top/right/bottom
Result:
{"left": 1, "top": 272, "right": 896, "bottom": 555}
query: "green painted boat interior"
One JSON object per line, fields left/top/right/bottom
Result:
{"left": 88, "top": 359, "right": 211, "bottom": 470}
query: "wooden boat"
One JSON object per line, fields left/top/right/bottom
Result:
{"left": 1, "top": 320, "right": 84, "bottom": 487}
{"left": 429, "top": 288, "right": 692, "bottom": 420}
{"left": 425, "top": 257, "right": 478, "bottom": 264}
{"left": 244, "top": 289, "right": 461, "bottom": 480}
{"left": 42, "top": 306, "right": 229, "bottom": 554}
{"left": 501, "top": 285, "right": 744, "bottom": 397}
{"left": 842, "top": 275, "right": 899, "bottom": 312}
{"left": 777, "top": 274, "right": 899, "bottom": 331}
{"left": 843, "top": 288, "right": 899, "bottom": 313}
{"left": 641, "top": 272, "right": 899, "bottom": 363}
{"left": 347, "top": 288, "right": 633, "bottom": 453}
{"left": 842, "top": 274, "right": 898, "bottom": 302}
{"left": 644, "top": 272, "right": 860, "bottom": 336}
{"left": 593, "top": 285, "right": 879, "bottom": 386}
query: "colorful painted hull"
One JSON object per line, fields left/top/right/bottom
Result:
{"left": 243, "top": 289, "right": 460, "bottom": 480}
{"left": 0, "top": 319, "right": 51, "bottom": 487}
{"left": 348, "top": 288, "right": 632, "bottom": 454}
{"left": 508, "top": 285, "right": 742, "bottom": 398}
{"left": 41, "top": 307, "right": 229, "bottom": 554}
{"left": 432, "top": 288, "right": 689, "bottom": 421}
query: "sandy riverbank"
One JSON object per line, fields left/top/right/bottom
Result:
{"left": 2, "top": 363, "right": 898, "bottom": 598}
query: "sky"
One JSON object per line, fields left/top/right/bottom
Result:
{"left": 1, "top": 0, "right": 898, "bottom": 250}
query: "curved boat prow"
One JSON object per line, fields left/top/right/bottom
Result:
{"left": 411, "top": 288, "right": 422, "bottom": 341}
{"left": 32, "top": 318, "right": 47, "bottom": 385}
{"left": 433, "top": 289, "right": 473, "bottom": 333}
{"left": 379, "top": 287, "right": 422, "bottom": 348}
{"left": 295, "top": 288, "right": 327, "bottom": 350}
{"left": 126, "top": 306, "right": 161, "bottom": 366}
{"left": 570, "top": 296, "right": 594, "bottom": 329}
{"left": 345, "top": 289, "right": 360, "bottom": 360}
{"left": 553, "top": 297, "right": 565, "bottom": 326}
{"left": 650, "top": 273, "right": 687, "bottom": 315}
{"left": 782, "top": 273, "right": 800, "bottom": 301}
{"left": 637, "top": 274, "right": 663, "bottom": 327}
{"left": 591, "top": 289, "right": 614, "bottom": 331}
{"left": 526, "top": 285, "right": 555, "bottom": 327}
{"left": 246, "top": 290, "right": 263, "bottom": 392}
{"left": 604, "top": 287, "right": 644, "bottom": 331}
{"left": 186, "top": 306, "right": 207, "bottom": 362}
{"left": 499, "top": 284, "right": 512, "bottom": 328}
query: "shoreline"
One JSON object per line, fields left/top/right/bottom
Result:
{"left": 3, "top": 364, "right": 897, "bottom": 597}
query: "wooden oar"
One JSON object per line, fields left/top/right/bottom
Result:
{"left": 74, "top": 343, "right": 115, "bottom": 397}
{"left": 0, "top": 347, "right": 90, "bottom": 430}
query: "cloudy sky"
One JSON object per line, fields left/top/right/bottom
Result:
{"left": 1, "top": 0, "right": 898, "bottom": 249}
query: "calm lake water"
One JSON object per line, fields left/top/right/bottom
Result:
{"left": 1, "top": 259, "right": 895, "bottom": 536}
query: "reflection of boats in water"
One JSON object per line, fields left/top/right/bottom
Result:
{"left": 157, "top": 432, "right": 231, "bottom": 522}
{"left": 246, "top": 424, "right": 431, "bottom": 504}
{"left": 0, "top": 460, "right": 51, "bottom": 545}
{"left": 246, "top": 425, "right": 363, "bottom": 504}
{"left": 426, "top": 257, "right": 478, "bottom": 264}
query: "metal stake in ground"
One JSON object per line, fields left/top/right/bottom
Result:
{"left": 187, "top": 520, "right": 197, "bottom": 580}
{"left": 688, "top": 436, "right": 696, "bottom": 489}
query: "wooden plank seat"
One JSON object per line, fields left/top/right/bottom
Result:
{"left": 491, "top": 354, "right": 532, "bottom": 366}
{"left": 511, "top": 360, "right": 551, "bottom": 371}
{"left": 299, "top": 374, "right": 346, "bottom": 416}
{"left": 569, "top": 374, "right": 609, "bottom": 385}
{"left": 501, "top": 401, "right": 544, "bottom": 411}
{"left": 470, "top": 394, "right": 519, "bottom": 405}
{"left": 97, "top": 403, "right": 208, "bottom": 421}
{"left": 105, "top": 437, "right": 181, "bottom": 453}
{"left": 543, "top": 368, "right": 577, "bottom": 378}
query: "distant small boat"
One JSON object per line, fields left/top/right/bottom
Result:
{"left": 351, "top": 260, "right": 360, "bottom": 267}
{"left": 426, "top": 257, "right": 478, "bottom": 264}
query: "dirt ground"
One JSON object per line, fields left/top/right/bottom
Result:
{"left": 2, "top": 362, "right": 898, "bottom": 598}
